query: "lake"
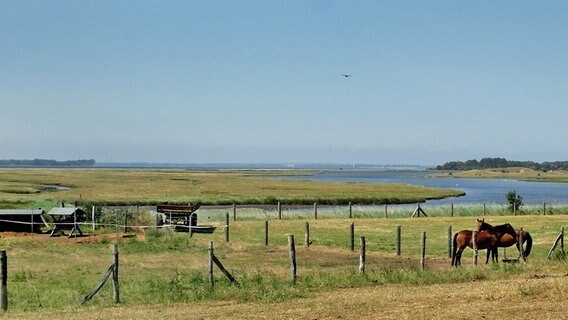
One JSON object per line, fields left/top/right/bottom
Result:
{"left": 280, "top": 170, "right": 568, "bottom": 206}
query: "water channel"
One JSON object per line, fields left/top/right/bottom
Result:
{"left": 280, "top": 170, "right": 568, "bottom": 206}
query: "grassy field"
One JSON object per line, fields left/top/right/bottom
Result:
{"left": 0, "top": 168, "right": 464, "bottom": 208}
{"left": 1, "top": 211, "right": 568, "bottom": 319}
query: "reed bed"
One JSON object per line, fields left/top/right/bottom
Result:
{"left": 0, "top": 168, "right": 463, "bottom": 207}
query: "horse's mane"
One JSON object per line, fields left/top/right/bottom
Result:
{"left": 492, "top": 223, "right": 517, "bottom": 237}
{"left": 477, "top": 219, "right": 517, "bottom": 238}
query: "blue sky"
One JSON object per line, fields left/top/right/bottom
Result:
{"left": 1, "top": 1, "right": 567, "bottom": 165}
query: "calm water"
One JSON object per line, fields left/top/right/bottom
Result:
{"left": 281, "top": 170, "right": 568, "bottom": 206}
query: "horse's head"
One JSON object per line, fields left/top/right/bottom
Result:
{"left": 476, "top": 218, "right": 489, "bottom": 231}
{"left": 503, "top": 223, "right": 517, "bottom": 238}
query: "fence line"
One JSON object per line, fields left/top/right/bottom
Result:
{"left": 3, "top": 202, "right": 567, "bottom": 234}
{"left": 84, "top": 202, "right": 568, "bottom": 221}
{"left": 195, "top": 202, "right": 568, "bottom": 221}
{"left": 3, "top": 217, "right": 568, "bottom": 312}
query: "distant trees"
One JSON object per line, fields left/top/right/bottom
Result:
{"left": 0, "top": 159, "right": 95, "bottom": 167}
{"left": 436, "top": 158, "right": 568, "bottom": 171}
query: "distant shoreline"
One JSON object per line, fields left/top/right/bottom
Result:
{"left": 0, "top": 162, "right": 432, "bottom": 171}
{"left": 433, "top": 167, "right": 568, "bottom": 183}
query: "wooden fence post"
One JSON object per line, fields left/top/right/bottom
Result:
{"left": 350, "top": 223, "right": 355, "bottom": 251}
{"left": 233, "top": 203, "right": 237, "bottom": 221}
{"left": 450, "top": 203, "right": 454, "bottom": 217}
{"left": 211, "top": 255, "right": 240, "bottom": 287}
{"left": 1, "top": 250, "right": 7, "bottom": 312}
{"left": 81, "top": 247, "right": 122, "bottom": 305}
{"left": 208, "top": 241, "right": 214, "bottom": 287}
{"left": 546, "top": 227, "right": 565, "bottom": 259}
{"left": 543, "top": 202, "right": 546, "bottom": 215}
{"left": 359, "top": 236, "right": 366, "bottom": 273}
{"left": 278, "top": 202, "right": 282, "bottom": 220}
{"left": 112, "top": 244, "right": 120, "bottom": 303}
{"left": 92, "top": 205, "right": 96, "bottom": 231}
{"left": 421, "top": 231, "right": 426, "bottom": 270}
{"left": 288, "top": 235, "right": 297, "bottom": 283}
{"left": 305, "top": 222, "right": 310, "bottom": 247}
{"left": 483, "top": 203, "right": 486, "bottom": 215}
{"left": 447, "top": 226, "right": 453, "bottom": 258}
{"left": 472, "top": 231, "right": 478, "bottom": 266}
{"left": 225, "top": 213, "right": 230, "bottom": 243}
{"left": 561, "top": 226, "right": 565, "bottom": 252}
{"left": 314, "top": 203, "right": 318, "bottom": 219}
{"left": 396, "top": 225, "right": 401, "bottom": 256}
{"left": 385, "top": 204, "right": 388, "bottom": 219}
{"left": 264, "top": 220, "right": 269, "bottom": 246}
{"left": 123, "top": 210, "right": 128, "bottom": 233}
{"left": 115, "top": 210, "right": 119, "bottom": 238}
{"left": 348, "top": 202, "right": 352, "bottom": 219}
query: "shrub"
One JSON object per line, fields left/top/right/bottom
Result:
{"left": 506, "top": 190, "right": 523, "bottom": 212}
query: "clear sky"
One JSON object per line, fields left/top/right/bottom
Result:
{"left": 1, "top": 1, "right": 567, "bottom": 165}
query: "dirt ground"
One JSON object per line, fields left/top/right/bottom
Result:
{"left": 0, "top": 230, "right": 143, "bottom": 244}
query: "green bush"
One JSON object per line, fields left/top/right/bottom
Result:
{"left": 506, "top": 190, "right": 524, "bottom": 212}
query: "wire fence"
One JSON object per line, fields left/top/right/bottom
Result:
{"left": 2, "top": 202, "right": 568, "bottom": 236}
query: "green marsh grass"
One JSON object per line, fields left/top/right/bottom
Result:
{"left": 0, "top": 168, "right": 463, "bottom": 207}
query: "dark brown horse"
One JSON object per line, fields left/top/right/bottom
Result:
{"left": 451, "top": 229, "right": 498, "bottom": 267}
{"left": 476, "top": 219, "right": 533, "bottom": 260}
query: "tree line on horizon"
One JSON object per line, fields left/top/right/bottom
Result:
{"left": 0, "top": 159, "right": 95, "bottom": 167}
{"left": 436, "top": 158, "right": 568, "bottom": 171}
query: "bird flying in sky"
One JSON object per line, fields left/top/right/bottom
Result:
{"left": 342, "top": 74, "right": 351, "bottom": 77}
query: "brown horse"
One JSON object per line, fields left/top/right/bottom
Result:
{"left": 476, "top": 219, "right": 532, "bottom": 260}
{"left": 451, "top": 229, "right": 498, "bottom": 267}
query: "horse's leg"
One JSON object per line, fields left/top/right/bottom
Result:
{"left": 451, "top": 234, "right": 459, "bottom": 266}
{"left": 452, "top": 250, "right": 458, "bottom": 267}
{"left": 451, "top": 248, "right": 456, "bottom": 266}
{"left": 456, "top": 250, "right": 460, "bottom": 267}
{"left": 455, "top": 248, "right": 463, "bottom": 267}
{"left": 485, "top": 249, "right": 490, "bottom": 264}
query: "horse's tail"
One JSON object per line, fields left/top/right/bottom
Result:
{"left": 523, "top": 231, "right": 533, "bottom": 258}
{"left": 451, "top": 233, "right": 458, "bottom": 266}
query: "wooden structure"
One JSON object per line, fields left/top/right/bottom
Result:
{"left": 411, "top": 203, "right": 428, "bottom": 217}
{"left": 156, "top": 203, "right": 215, "bottom": 233}
{"left": 547, "top": 227, "right": 565, "bottom": 259}
{"left": 157, "top": 203, "right": 199, "bottom": 229}
{"left": 82, "top": 244, "right": 120, "bottom": 305}
{"left": 46, "top": 207, "right": 86, "bottom": 237}
{"left": 0, "top": 209, "right": 44, "bottom": 233}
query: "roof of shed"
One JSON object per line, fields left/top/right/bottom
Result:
{"left": 0, "top": 209, "right": 45, "bottom": 216}
{"left": 47, "top": 207, "right": 85, "bottom": 216}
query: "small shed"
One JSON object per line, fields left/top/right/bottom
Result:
{"left": 46, "top": 207, "right": 86, "bottom": 237}
{"left": 0, "top": 209, "right": 45, "bottom": 233}
{"left": 47, "top": 207, "right": 86, "bottom": 221}
{"left": 157, "top": 203, "right": 200, "bottom": 226}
